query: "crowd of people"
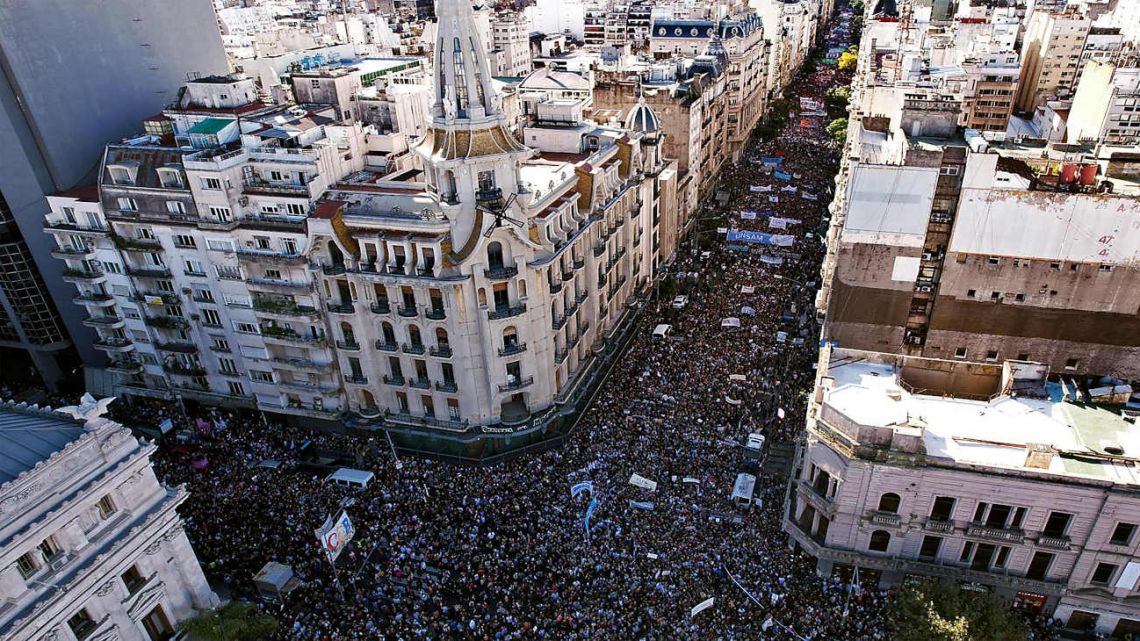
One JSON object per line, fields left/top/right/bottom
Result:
{"left": 89, "top": 7, "right": 1052, "bottom": 640}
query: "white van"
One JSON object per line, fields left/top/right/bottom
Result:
{"left": 745, "top": 433, "right": 766, "bottom": 458}
{"left": 732, "top": 473, "right": 757, "bottom": 510}
{"left": 652, "top": 324, "right": 673, "bottom": 341}
{"left": 324, "top": 467, "right": 374, "bottom": 490}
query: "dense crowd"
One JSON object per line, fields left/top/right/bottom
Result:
{"left": 89, "top": 8, "right": 1034, "bottom": 640}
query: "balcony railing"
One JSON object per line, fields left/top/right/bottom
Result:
{"left": 484, "top": 265, "right": 519, "bottom": 280}
{"left": 383, "top": 375, "right": 406, "bottom": 386}
{"left": 498, "top": 376, "right": 534, "bottom": 392}
{"left": 555, "top": 348, "right": 568, "bottom": 364}
{"left": 371, "top": 301, "right": 391, "bottom": 314}
{"left": 156, "top": 341, "right": 196, "bottom": 353}
{"left": 336, "top": 340, "right": 361, "bottom": 351}
{"left": 375, "top": 340, "right": 399, "bottom": 352}
{"left": 435, "top": 381, "right": 458, "bottom": 393}
{"left": 402, "top": 343, "right": 426, "bottom": 355}
{"left": 94, "top": 337, "right": 133, "bottom": 351}
{"left": 869, "top": 511, "right": 901, "bottom": 527}
{"left": 398, "top": 305, "right": 418, "bottom": 318}
{"left": 966, "top": 523, "right": 1025, "bottom": 543}
{"left": 242, "top": 177, "right": 311, "bottom": 197}
{"left": 327, "top": 302, "right": 355, "bottom": 314}
{"left": 430, "top": 345, "right": 452, "bottom": 358}
{"left": 1037, "top": 534, "right": 1071, "bottom": 550}
{"left": 924, "top": 519, "right": 954, "bottom": 534}
{"left": 253, "top": 300, "right": 319, "bottom": 317}
{"left": 409, "top": 377, "right": 432, "bottom": 390}
{"left": 62, "top": 268, "right": 105, "bottom": 282}
{"left": 498, "top": 343, "right": 527, "bottom": 357}
{"left": 345, "top": 375, "right": 369, "bottom": 385}
{"left": 549, "top": 281, "right": 563, "bottom": 294}
{"left": 488, "top": 304, "right": 526, "bottom": 320}
{"left": 425, "top": 307, "right": 446, "bottom": 320}
{"left": 126, "top": 265, "right": 171, "bottom": 278}
{"left": 74, "top": 292, "right": 115, "bottom": 306}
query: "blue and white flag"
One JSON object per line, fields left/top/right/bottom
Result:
{"left": 741, "top": 306, "right": 757, "bottom": 316}
{"left": 774, "top": 170, "right": 792, "bottom": 181}
{"left": 571, "top": 481, "right": 594, "bottom": 499}
{"left": 629, "top": 500, "right": 656, "bottom": 511}
{"left": 760, "top": 255, "right": 784, "bottom": 265}
{"left": 740, "top": 210, "right": 758, "bottom": 220}
{"left": 726, "top": 229, "right": 795, "bottom": 247}
{"left": 584, "top": 497, "right": 599, "bottom": 541}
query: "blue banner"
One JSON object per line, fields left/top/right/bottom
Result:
{"left": 726, "top": 230, "right": 795, "bottom": 247}
{"left": 761, "top": 156, "right": 784, "bottom": 165}
{"left": 584, "top": 497, "right": 599, "bottom": 541}
{"left": 629, "top": 500, "right": 655, "bottom": 511}
{"left": 571, "top": 481, "right": 593, "bottom": 499}
{"left": 727, "top": 244, "right": 750, "bottom": 252}
{"left": 774, "top": 170, "right": 792, "bottom": 181}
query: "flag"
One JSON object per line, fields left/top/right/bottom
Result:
{"left": 315, "top": 510, "right": 356, "bottom": 561}
{"left": 690, "top": 598, "right": 715, "bottom": 618}
{"left": 571, "top": 481, "right": 594, "bottom": 499}
{"left": 741, "top": 210, "right": 758, "bottom": 220}
{"left": 762, "top": 617, "right": 774, "bottom": 631}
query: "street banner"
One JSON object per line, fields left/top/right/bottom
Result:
{"left": 629, "top": 500, "right": 655, "bottom": 511}
{"left": 741, "top": 306, "right": 757, "bottom": 316}
{"left": 691, "top": 598, "right": 715, "bottom": 618}
{"left": 315, "top": 510, "right": 355, "bottom": 561}
{"left": 760, "top": 156, "right": 784, "bottom": 165}
{"left": 760, "top": 255, "right": 784, "bottom": 265}
{"left": 629, "top": 473, "right": 658, "bottom": 492}
{"left": 769, "top": 218, "right": 788, "bottom": 230}
{"left": 741, "top": 285, "right": 756, "bottom": 294}
{"left": 721, "top": 317, "right": 741, "bottom": 328}
{"left": 774, "top": 170, "right": 792, "bottom": 181}
{"left": 584, "top": 497, "right": 599, "bottom": 540}
{"left": 803, "top": 192, "right": 818, "bottom": 200}
{"left": 768, "top": 195, "right": 779, "bottom": 203}
{"left": 740, "top": 210, "right": 758, "bottom": 220}
{"left": 726, "top": 230, "right": 795, "bottom": 246}
{"left": 749, "top": 185, "right": 773, "bottom": 192}
{"left": 158, "top": 418, "right": 174, "bottom": 434}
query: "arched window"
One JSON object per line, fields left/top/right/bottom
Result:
{"left": 435, "top": 327, "right": 449, "bottom": 349}
{"left": 360, "top": 390, "right": 376, "bottom": 408}
{"left": 487, "top": 241, "right": 504, "bottom": 269}
{"left": 878, "top": 493, "right": 901, "bottom": 514}
{"left": 503, "top": 326, "right": 519, "bottom": 349}
{"left": 329, "top": 242, "right": 344, "bottom": 267}
{"left": 518, "top": 278, "right": 527, "bottom": 298}
{"left": 408, "top": 325, "right": 422, "bottom": 348}
{"left": 869, "top": 530, "right": 890, "bottom": 552}
{"left": 444, "top": 170, "right": 457, "bottom": 200}
{"left": 478, "top": 288, "right": 487, "bottom": 307}
{"left": 340, "top": 321, "right": 355, "bottom": 343}
{"left": 381, "top": 322, "right": 396, "bottom": 345}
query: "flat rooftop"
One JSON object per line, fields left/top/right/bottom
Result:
{"left": 821, "top": 350, "right": 1140, "bottom": 484}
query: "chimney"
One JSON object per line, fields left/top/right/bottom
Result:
{"left": 1024, "top": 443, "right": 1055, "bottom": 470}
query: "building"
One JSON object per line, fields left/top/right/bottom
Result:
{"left": 0, "top": 0, "right": 228, "bottom": 387}
{"left": 524, "top": 0, "right": 587, "bottom": 41}
{"left": 1066, "top": 61, "right": 1140, "bottom": 146}
{"left": 751, "top": 0, "right": 820, "bottom": 99}
{"left": 491, "top": 13, "right": 534, "bottom": 78}
{"left": 960, "top": 51, "right": 1020, "bottom": 132}
{"left": 1015, "top": 6, "right": 1092, "bottom": 113}
{"left": 0, "top": 396, "right": 217, "bottom": 641}
{"left": 784, "top": 347, "right": 1140, "bottom": 637}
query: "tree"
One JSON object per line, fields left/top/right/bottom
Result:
{"left": 180, "top": 602, "right": 279, "bottom": 641}
{"left": 826, "top": 118, "right": 848, "bottom": 143}
{"left": 890, "top": 580, "right": 1029, "bottom": 641}
{"left": 825, "top": 87, "right": 850, "bottom": 110}
{"left": 838, "top": 50, "right": 859, "bottom": 71}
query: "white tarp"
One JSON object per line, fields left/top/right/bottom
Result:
{"left": 1116, "top": 562, "right": 1140, "bottom": 590}
{"left": 890, "top": 256, "right": 921, "bottom": 281}
{"left": 629, "top": 473, "right": 658, "bottom": 492}
{"left": 843, "top": 165, "right": 939, "bottom": 248}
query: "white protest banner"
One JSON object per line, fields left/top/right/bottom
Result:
{"left": 629, "top": 473, "right": 658, "bottom": 492}
{"left": 740, "top": 210, "right": 758, "bottom": 220}
{"left": 683, "top": 476, "right": 701, "bottom": 484}
{"left": 802, "top": 192, "right": 818, "bottom": 200}
{"left": 729, "top": 374, "right": 747, "bottom": 382}
{"left": 691, "top": 598, "right": 715, "bottom": 618}
{"left": 741, "top": 285, "right": 756, "bottom": 294}
{"left": 721, "top": 317, "right": 741, "bottom": 328}
{"left": 315, "top": 510, "right": 355, "bottom": 561}
{"left": 768, "top": 195, "right": 779, "bottom": 203}
{"left": 717, "top": 227, "right": 728, "bottom": 234}
{"left": 769, "top": 218, "right": 788, "bottom": 230}
{"left": 725, "top": 396, "right": 742, "bottom": 405}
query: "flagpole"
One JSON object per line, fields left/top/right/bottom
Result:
{"left": 723, "top": 566, "right": 809, "bottom": 641}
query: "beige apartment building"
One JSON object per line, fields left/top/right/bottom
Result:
{"left": 785, "top": 347, "right": 1140, "bottom": 637}
{"left": 1015, "top": 6, "right": 1092, "bottom": 112}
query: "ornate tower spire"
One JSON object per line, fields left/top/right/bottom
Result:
{"left": 433, "top": 0, "right": 503, "bottom": 125}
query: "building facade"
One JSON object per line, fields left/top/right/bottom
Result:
{"left": 785, "top": 348, "right": 1140, "bottom": 637}
{"left": 0, "top": 396, "right": 217, "bottom": 641}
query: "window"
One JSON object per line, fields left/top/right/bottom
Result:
{"left": 930, "top": 496, "right": 955, "bottom": 522}
{"left": 1065, "top": 358, "right": 1080, "bottom": 370}
{"left": 201, "top": 309, "right": 222, "bottom": 327}
{"left": 206, "top": 238, "right": 235, "bottom": 252}
{"left": 250, "top": 370, "right": 274, "bottom": 383}
{"left": 447, "top": 398, "right": 461, "bottom": 420}
{"left": 38, "top": 536, "right": 62, "bottom": 561}
{"left": 954, "top": 347, "right": 967, "bottom": 359}
{"left": 166, "top": 201, "right": 186, "bottom": 215}
{"left": 201, "top": 177, "right": 222, "bottom": 190}
{"left": 1043, "top": 512, "right": 1073, "bottom": 538}
{"left": 210, "top": 337, "right": 230, "bottom": 352}
{"left": 173, "top": 234, "right": 196, "bottom": 248}
{"left": 988, "top": 257, "right": 1000, "bottom": 265}
{"left": 287, "top": 203, "right": 306, "bottom": 216}
{"left": 869, "top": 530, "right": 890, "bottom": 552}
{"left": 918, "top": 535, "right": 942, "bottom": 560}
{"left": 960, "top": 541, "right": 975, "bottom": 562}
{"left": 985, "top": 350, "right": 999, "bottom": 362}
{"left": 1111, "top": 523, "right": 1137, "bottom": 546}
{"left": 109, "top": 166, "right": 134, "bottom": 184}
{"left": 1091, "top": 562, "right": 1118, "bottom": 585}
{"left": 878, "top": 492, "right": 901, "bottom": 513}
{"left": 990, "top": 291, "right": 1001, "bottom": 301}
{"left": 117, "top": 197, "right": 138, "bottom": 212}
{"left": 184, "top": 259, "right": 205, "bottom": 276}
{"left": 967, "top": 289, "right": 976, "bottom": 298}
{"left": 208, "top": 206, "right": 231, "bottom": 221}
{"left": 227, "top": 381, "right": 245, "bottom": 396}
{"left": 16, "top": 550, "right": 39, "bottom": 578}
{"left": 1014, "top": 293, "right": 1025, "bottom": 302}
{"left": 1099, "top": 264, "right": 1113, "bottom": 273}
{"left": 1017, "top": 353, "right": 1030, "bottom": 361}
{"left": 96, "top": 495, "right": 116, "bottom": 519}
{"left": 234, "top": 322, "right": 258, "bottom": 334}
{"left": 122, "top": 565, "right": 146, "bottom": 594}
{"left": 68, "top": 610, "right": 97, "bottom": 640}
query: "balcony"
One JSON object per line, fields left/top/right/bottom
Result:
{"left": 475, "top": 186, "right": 504, "bottom": 206}
{"left": 924, "top": 519, "right": 954, "bottom": 534}
{"left": 345, "top": 375, "right": 369, "bottom": 385}
{"left": 425, "top": 307, "right": 446, "bottom": 321}
{"left": 966, "top": 523, "right": 1025, "bottom": 544}
{"left": 126, "top": 265, "right": 171, "bottom": 279}
{"left": 597, "top": 274, "right": 608, "bottom": 288}
{"left": 561, "top": 269, "right": 574, "bottom": 282}
{"left": 253, "top": 300, "right": 319, "bottom": 318}
{"left": 484, "top": 265, "right": 519, "bottom": 280}
{"left": 593, "top": 244, "right": 607, "bottom": 258}
{"left": 573, "top": 257, "right": 585, "bottom": 271}
{"left": 409, "top": 377, "right": 432, "bottom": 390}
{"left": 488, "top": 304, "right": 526, "bottom": 320}
{"left": 498, "top": 342, "right": 527, "bottom": 357}
{"left": 51, "top": 246, "right": 96, "bottom": 260}
{"left": 82, "top": 315, "right": 125, "bottom": 329}
{"left": 402, "top": 343, "right": 426, "bottom": 355}
{"left": 336, "top": 340, "right": 361, "bottom": 351}
{"left": 397, "top": 305, "right": 418, "bottom": 318}
{"left": 260, "top": 328, "right": 326, "bottom": 345}
{"left": 111, "top": 234, "right": 162, "bottom": 252}
{"left": 62, "top": 268, "right": 106, "bottom": 284}
{"left": 156, "top": 340, "right": 196, "bottom": 354}
{"left": 383, "top": 375, "right": 406, "bottom": 386}
{"left": 242, "top": 177, "right": 312, "bottom": 198}
{"left": 326, "top": 302, "right": 355, "bottom": 314}
{"left": 94, "top": 337, "right": 134, "bottom": 353}
{"left": 106, "top": 360, "right": 143, "bottom": 375}
{"left": 430, "top": 345, "right": 452, "bottom": 358}
{"left": 371, "top": 301, "right": 391, "bottom": 314}
{"left": 435, "top": 381, "right": 458, "bottom": 393}
{"left": 73, "top": 292, "right": 115, "bottom": 307}
{"left": 549, "top": 281, "right": 563, "bottom": 294}
{"left": 375, "top": 340, "right": 399, "bottom": 352}
{"left": 498, "top": 376, "right": 534, "bottom": 392}
{"left": 144, "top": 316, "right": 190, "bottom": 330}
{"left": 1037, "top": 534, "right": 1071, "bottom": 550}
{"left": 868, "top": 511, "right": 902, "bottom": 527}
{"left": 166, "top": 363, "right": 207, "bottom": 377}
{"left": 236, "top": 249, "right": 306, "bottom": 265}
{"left": 555, "top": 348, "right": 568, "bottom": 364}
{"left": 322, "top": 264, "right": 346, "bottom": 276}
{"left": 45, "top": 220, "right": 108, "bottom": 235}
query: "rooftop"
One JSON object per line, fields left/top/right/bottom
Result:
{"left": 0, "top": 403, "right": 86, "bottom": 485}
{"left": 819, "top": 349, "right": 1140, "bottom": 484}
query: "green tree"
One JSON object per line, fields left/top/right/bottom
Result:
{"left": 890, "top": 581, "right": 1028, "bottom": 641}
{"left": 180, "top": 602, "right": 279, "bottom": 641}
{"left": 825, "top": 87, "right": 850, "bottom": 110}
{"left": 826, "top": 118, "right": 848, "bottom": 143}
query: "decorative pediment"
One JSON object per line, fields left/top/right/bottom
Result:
{"left": 126, "top": 578, "right": 165, "bottom": 619}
